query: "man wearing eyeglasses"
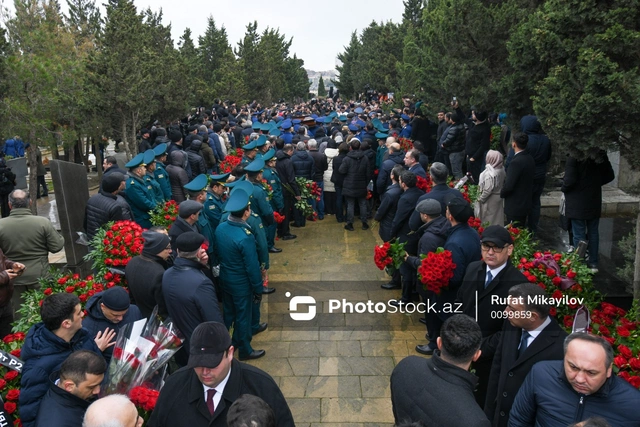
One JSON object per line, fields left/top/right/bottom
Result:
{"left": 456, "top": 225, "right": 528, "bottom": 407}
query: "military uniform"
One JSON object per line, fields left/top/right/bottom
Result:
{"left": 124, "top": 174, "right": 156, "bottom": 228}
{"left": 154, "top": 161, "right": 172, "bottom": 200}
{"left": 262, "top": 152, "right": 283, "bottom": 250}
{"left": 215, "top": 217, "right": 262, "bottom": 359}
{"left": 145, "top": 173, "right": 164, "bottom": 205}
{"left": 203, "top": 191, "right": 225, "bottom": 229}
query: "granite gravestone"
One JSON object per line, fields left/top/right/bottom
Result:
{"left": 49, "top": 160, "right": 90, "bottom": 274}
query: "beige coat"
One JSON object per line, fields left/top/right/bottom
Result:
{"left": 475, "top": 165, "right": 506, "bottom": 226}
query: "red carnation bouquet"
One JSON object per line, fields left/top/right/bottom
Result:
{"left": 219, "top": 148, "right": 244, "bottom": 173}
{"left": 273, "top": 211, "right": 285, "bottom": 224}
{"left": 129, "top": 386, "right": 160, "bottom": 421}
{"left": 417, "top": 247, "right": 456, "bottom": 294}
{"left": 311, "top": 182, "right": 322, "bottom": 202}
{"left": 467, "top": 217, "right": 485, "bottom": 235}
{"left": 86, "top": 220, "right": 145, "bottom": 283}
{"left": 149, "top": 200, "right": 178, "bottom": 229}
{"left": 397, "top": 137, "right": 413, "bottom": 153}
{"left": 103, "top": 308, "right": 183, "bottom": 396}
{"left": 0, "top": 332, "right": 25, "bottom": 425}
{"left": 374, "top": 241, "right": 406, "bottom": 274}
{"left": 416, "top": 175, "right": 433, "bottom": 193}
{"left": 261, "top": 179, "right": 274, "bottom": 200}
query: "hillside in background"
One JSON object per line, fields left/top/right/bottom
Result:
{"left": 307, "top": 69, "right": 337, "bottom": 94}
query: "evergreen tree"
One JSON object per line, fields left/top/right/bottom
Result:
{"left": 402, "top": 0, "right": 424, "bottom": 28}
{"left": 317, "top": 75, "right": 327, "bottom": 97}
{"left": 335, "top": 31, "right": 360, "bottom": 99}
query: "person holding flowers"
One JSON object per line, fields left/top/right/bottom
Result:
{"left": 262, "top": 149, "right": 284, "bottom": 251}
{"left": 456, "top": 225, "right": 528, "bottom": 406}
{"left": 404, "top": 199, "right": 451, "bottom": 355}
{"left": 0, "top": 247, "right": 25, "bottom": 338}
{"left": 20, "top": 293, "right": 116, "bottom": 427}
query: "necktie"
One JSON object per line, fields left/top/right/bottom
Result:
{"left": 484, "top": 271, "right": 493, "bottom": 288}
{"left": 518, "top": 330, "right": 530, "bottom": 357}
{"left": 206, "top": 389, "right": 216, "bottom": 415}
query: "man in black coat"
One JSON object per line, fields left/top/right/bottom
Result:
{"left": 275, "top": 144, "right": 299, "bottom": 238}
{"left": 484, "top": 283, "right": 567, "bottom": 427}
{"left": 338, "top": 139, "right": 371, "bottom": 231}
{"left": 148, "top": 322, "right": 294, "bottom": 427}
{"left": 84, "top": 172, "right": 129, "bottom": 241}
{"left": 291, "top": 141, "right": 315, "bottom": 227}
{"left": 374, "top": 165, "right": 403, "bottom": 243}
{"left": 162, "top": 233, "right": 223, "bottom": 366}
{"left": 465, "top": 110, "right": 491, "bottom": 184}
{"left": 500, "top": 132, "right": 535, "bottom": 228}
{"left": 307, "top": 139, "right": 328, "bottom": 220}
{"left": 456, "top": 225, "right": 528, "bottom": 406}
{"left": 169, "top": 200, "right": 203, "bottom": 252}
{"left": 125, "top": 231, "right": 172, "bottom": 319}
{"left": 562, "top": 150, "right": 614, "bottom": 272}
{"left": 35, "top": 350, "right": 106, "bottom": 427}
{"left": 391, "top": 314, "right": 491, "bottom": 427}
{"left": 376, "top": 142, "right": 404, "bottom": 196}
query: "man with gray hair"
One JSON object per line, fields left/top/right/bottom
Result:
{"left": 377, "top": 142, "right": 404, "bottom": 195}
{"left": 83, "top": 394, "right": 143, "bottom": 427}
{"left": 509, "top": 333, "right": 640, "bottom": 427}
{"left": 0, "top": 189, "right": 64, "bottom": 309}
{"left": 308, "top": 139, "right": 328, "bottom": 220}
{"left": 408, "top": 162, "right": 464, "bottom": 231}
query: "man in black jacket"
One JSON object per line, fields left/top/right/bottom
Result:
{"left": 484, "top": 283, "right": 567, "bottom": 427}
{"left": 125, "top": 230, "right": 172, "bottom": 319}
{"left": 338, "top": 139, "right": 371, "bottom": 231}
{"left": 35, "top": 350, "right": 106, "bottom": 427}
{"left": 442, "top": 114, "right": 466, "bottom": 179}
{"left": 84, "top": 172, "right": 129, "bottom": 241}
{"left": 308, "top": 139, "right": 328, "bottom": 220}
{"left": 376, "top": 142, "right": 404, "bottom": 196}
{"left": 500, "top": 132, "right": 535, "bottom": 228}
{"left": 148, "top": 322, "right": 294, "bottom": 427}
{"left": 391, "top": 314, "right": 491, "bottom": 427}
{"left": 275, "top": 144, "right": 299, "bottom": 239}
{"left": 169, "top": 200, "right": 203, "bottom": 252}
{"left": 465, "top": 109, "right": 491, "bottom": 184}
{"left": 456, "top": 225, "right": 528, "bottom": 406}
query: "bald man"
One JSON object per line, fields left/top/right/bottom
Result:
{"left": 83, "top": 394, "right": 143, "bottom": 427}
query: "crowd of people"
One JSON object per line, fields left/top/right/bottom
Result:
{"left": 0, "top": 95, "right": 630, "bottom": 427}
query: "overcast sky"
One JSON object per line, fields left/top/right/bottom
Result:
{"left": 1, "top": 0, "right": 405, "bottom": 72}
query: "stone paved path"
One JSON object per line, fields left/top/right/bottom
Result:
{"left": 244, "top": 217, "right": 429, "bottom": 426}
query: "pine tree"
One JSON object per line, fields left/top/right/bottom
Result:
{"left": 335, "top": 31, "right": 360, "bottom": 99}
{"left": 402, "top": 0, "right": 424, "bottom": 28}
{"left": 317, "top": 75, "right": 327, "bottom": 97}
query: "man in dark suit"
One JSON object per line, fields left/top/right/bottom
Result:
{"left": 500, "top": 132, "right": 535, "bottom": 228}
{"left": 404, "top": 149, "right": 427, "bottom": 179}
{"left": 457, "top": 225, "right": 528, "bottom": 406}
{"left": 484, "top": 283, "right": 567, "bottom": 427}
{"left": 375, "top": 166, "right": 404, "bottom": 290}
{"left": 389, "top": 170, "right": 424, "bottom": 306}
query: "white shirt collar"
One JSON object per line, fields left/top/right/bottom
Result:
{"left": 202, "top": 365, "right": 232, "bottom": 411}
{"left": 527, "top": 316, "right": 552, "bottom": 341}
{"left": 486, "top": 261, "right": 508, "bottom": 278}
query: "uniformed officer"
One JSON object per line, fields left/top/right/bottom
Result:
{"left": 214, "top": 187, "right": 265, "bottom": 361}
{"left": 183, "top": 175, "right": 217, "bottom": 268}
{"left": 143, "top": 149, "right": 164, "bottom": 204}
{"left": 400, "top": 114, "right": 413, "bottom": 138}
{"left": 203, "top": 172, "right": 230, "bottom": 230}
{"left": 222, "top": 181, "right": 269, "bottom": 340}
{"left": 241, "top": 139, "right": 259, "bottom": 166}
{"left": 261, "top": 149, "right": 283, "bottom": 252}
{"left": 280, "top": 120, "right": 293, "bottom": 145}
{"left": 244, "top": 158, "right": 275, "bottom": 230}
{"left": 124, "top": 153, "right": 157, "bottom": 228}
{"left": 153, "top": 143, "right": 172, "bottom": 200}
{"left": 255, "top": 134, "right": 269, "bottom": 156}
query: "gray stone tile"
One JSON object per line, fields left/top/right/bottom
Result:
{"left": 360, "top": 376, "right": 391, "bottom": 398}
{"left": 289, "top": 357, "right": 319, "bottom": 376}
{"left": 280, "top": 376, "right": 310, "bottom": 398}
{"left": 320, "top": 397, "right": 394, "bottom": 423}
{"left": 306, "top": 375, "right": 361, "bottom": 398}
{"left": 360, "top": 341, "right": 410, "bottom": 357}
{"left": 288, "top": 398, "right": 321, "bottom": 423}
{"left": 318, "top": 357, "right": 395, "bottom": 376}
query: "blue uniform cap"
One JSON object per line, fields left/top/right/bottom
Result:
{"left": 356, "top": 119, "right": 366, "bottom": 128}
{"left": 329, "top": 111, "right": 338, "bottom": 118}
{"left": 252, "top": 121, "right": 261, "bottom": 130}
{"left": 324, "top": 116, "right": 333, "bottom": 124}
{"left": 125, "top": 153, "right": 146, "bottom": 168}
{"left": 269, "top": 128, "right": 281, "bottom": 137}
{"left": 292, "top": 119, "right": 302, "bottom": 124}
{"left": 244, "top": 158, "right": 265, "bottom": 173}
{"left": 255, "top": 135, "right": 268, "bottom": 147}
{"left": 260, "top": 123, "right": 271, "bottom": 132}
{"left": 184, "top": 174, "right": 209, "bottom": 191}
{"left": 262, "top": 148, "right": 276, "bottom": 162}
{"left": 401, "top": 114, "right": 411, "bottom": 121}
{"left": 311, "top": 114, "right": 318, "bottom": 119}
{"left": 348, "top": 124, "right": 359, "bottom": 132}
{"left": 354, "top": 107, "right": 363, "bottom": 114}
{"left": 143, "top": 149, "right": 156, "bottom": 166}
{"left": 153, "top": 143, "right": 168, "bottom": 157}
{"left": 339, "top": 115, "right": 347, "bottom": 122}
{"left": 210, "top": 172, "right": 231, "bottom": 184}
{"left": 375, "top": 132, "right": 389, "bottom": 139}
{"left": 226, "top": 183, "right": 252, "bottom": 211}
{"left": 293, "top": 124, "right": 300, "bottom": 132}
{"left": 243, "top": 139, "right": 258, "bottom": 150}
{"left": 280, "top": 119, "right": 292, "bottom": 129}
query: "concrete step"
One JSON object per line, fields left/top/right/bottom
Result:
{"left": 541, "top": 186, "right": 639, "bottom": 218}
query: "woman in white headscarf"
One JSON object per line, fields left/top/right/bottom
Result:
{"left": 475, "top": 150, "right": 506, "bottom": 226}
